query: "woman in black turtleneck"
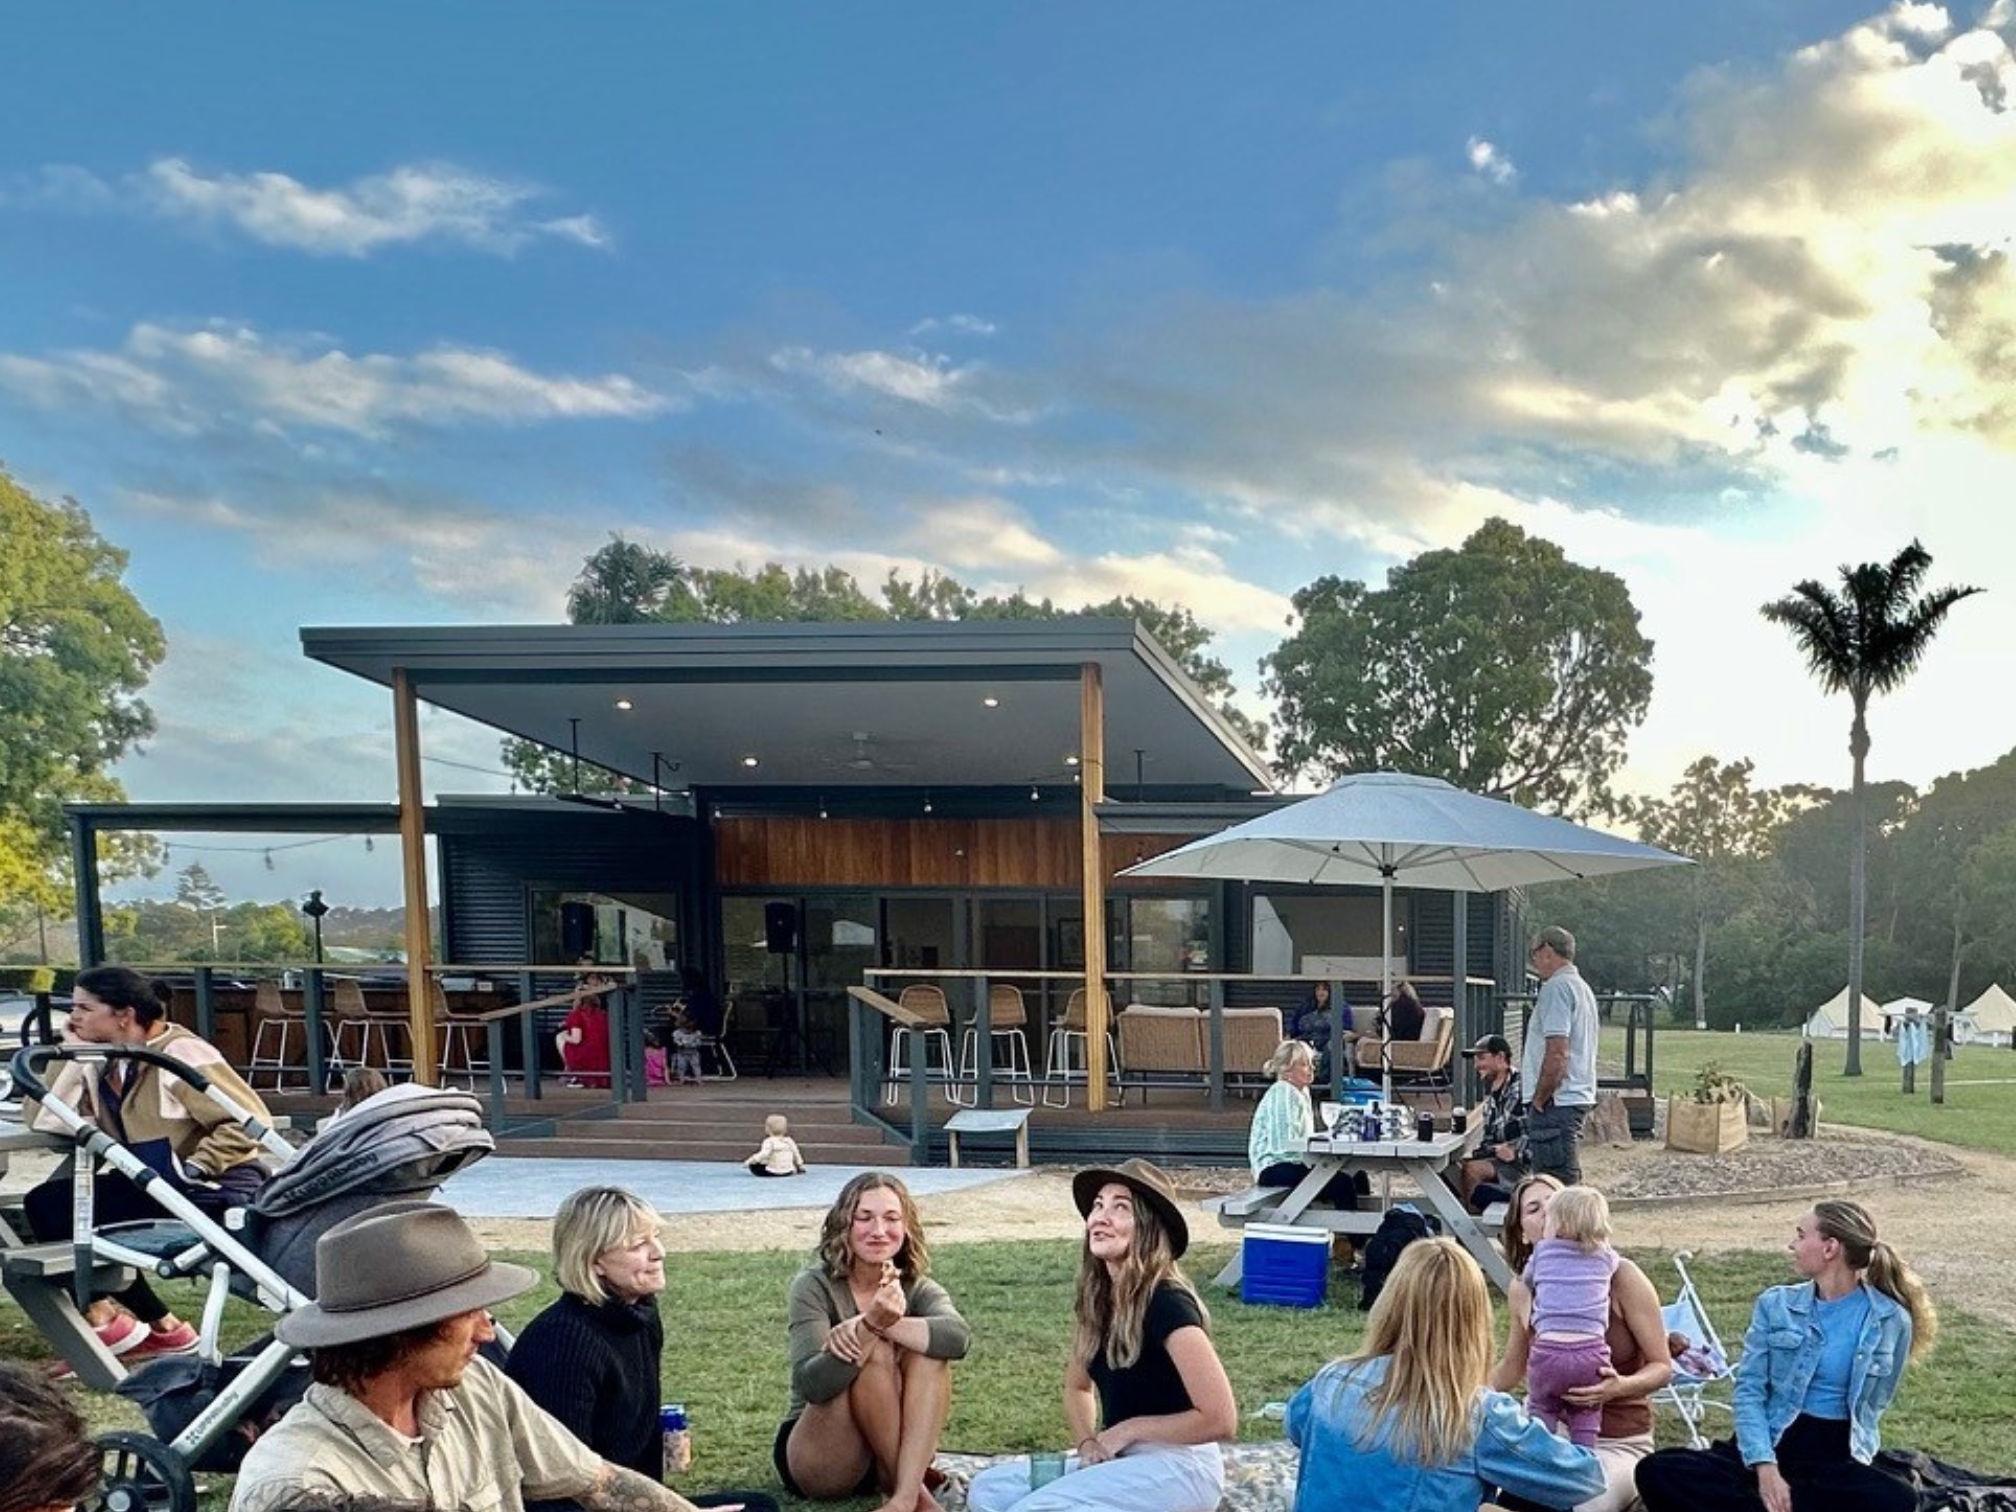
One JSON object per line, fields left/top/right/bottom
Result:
{"left": 504, "top": 1186, "right": 776, "bottom": 1512}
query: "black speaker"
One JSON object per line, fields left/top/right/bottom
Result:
{"left": 764, "top": 901, "right": 798, "bottom": 954}
{"left": 560, "top": 901, "right": 596, "bottom": 961}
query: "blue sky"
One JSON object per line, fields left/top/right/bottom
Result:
{"left": 5, "top": 2, "right": 2015, "bottom": 906}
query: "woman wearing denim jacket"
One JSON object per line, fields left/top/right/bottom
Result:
{"left": 1636, "top": 1200, "right": 1936, "bottom": 1512}
{"left": 1287, "top": 1238, "right": 1602, "bottom": 1512}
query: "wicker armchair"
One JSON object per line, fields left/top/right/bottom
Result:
{"left": 1352, "top": 1004, "right": 1457, "bottom": 1090}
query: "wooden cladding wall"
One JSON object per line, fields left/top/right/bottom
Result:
{"left": 713, "top": 817, "right": 1196, "bottom": 890}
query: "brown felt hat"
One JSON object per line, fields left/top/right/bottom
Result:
{"left": 275, "top": 1200, "right": 538, "bottom": 1348}
{"left": 1071, "top": 1158, "right": 1189, "bottom": 1258}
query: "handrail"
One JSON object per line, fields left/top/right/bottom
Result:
{"left": 470, "top": 983, "right": 614, "bottom": 1025}
{"left": 845, "top": 985, "right": 929, "bottom": 1029}
{"left": 861, "top": 967, "right": 1496, "bottom": 985}
{"left": 102, "top": 961, "right": 641, "bottom": 976}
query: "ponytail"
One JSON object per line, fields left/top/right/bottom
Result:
{"left": 1865, "top": 1240, "right": 1938, "bottom": 1363}
{"left": 1812, "top": 1199, "right": 1938, "bottom": 1363}
{"left": 72, "top": 965, "right": 172, "bottom": 1028}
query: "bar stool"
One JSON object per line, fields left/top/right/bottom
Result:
{"left": 1043, "top": 986, "right": 1123, "bottom": 1107}
{"left": 432, "top": 980, "right": 495, "bottom": 1088}
{"left": 330, "top": 977, "right": 413, "bottom": 1080}
{"left": 957, "top": 983, "right": 1035, "bottom": 1105}
{"left": 246, "top": 980, "right": 311, "bottom": 1091}
{"left": 884, "top": 985, "right": 958, "bottom": 1106}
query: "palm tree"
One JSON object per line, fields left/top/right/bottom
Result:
{"left": 1761, "top": 541, "right": 1981, "bottom": 1074}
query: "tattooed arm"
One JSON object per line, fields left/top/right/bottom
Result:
{"left": 578, "top": 1461, "right": 741, "bottom": 1512}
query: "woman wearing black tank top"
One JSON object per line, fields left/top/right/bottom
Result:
{"left": 966, "top": 1160, "right": 1236, "bottom": 1512}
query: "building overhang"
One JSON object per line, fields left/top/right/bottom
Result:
{"left": 301, "top": 618, "right": 1274, "bottom": 795}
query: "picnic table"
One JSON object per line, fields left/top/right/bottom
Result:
{"left": 1208, "top": 1125, "right": 1511, "bottom": 1294}
{"left": 0, "top": 1120, "right": 145, "bottom": 1388}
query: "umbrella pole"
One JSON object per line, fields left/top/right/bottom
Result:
{"left": 1380, "top": 867, "right": 1394, "bottom": 1103}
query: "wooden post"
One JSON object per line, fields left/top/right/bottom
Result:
{"left": 393, "top": 668, "right": 438, "bottom": 1086}
{"left": 1931, "top": 1005, "right": 1948, "bottom": 1106}
{"left": 1080, "top": 662, "right": 1110, "bottom": 1112}
{"left": 1789, "top": 1039, "right": 1815, "bottom": 1139}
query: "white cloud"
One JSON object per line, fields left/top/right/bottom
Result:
{"left": 0, "top": 321, "right": 672, "bottom": 436}
{"left": 122, "top": 488, "right": 578, "bottom": 617}
{"left": 3, "top": 157, "right": 612, "bottom": 257}
{"left": 768, "top": 344, "right": 1041, "bottom": 422}
{"left": 1465, "top": 136, "right": 1518, "bottom": 185}
{"left": 909, "top": 313, "right": 1000, "bottom": 337}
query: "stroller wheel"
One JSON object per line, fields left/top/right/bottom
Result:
{"left": 90, "top": 1431, "right": 197, "bottom": 1512}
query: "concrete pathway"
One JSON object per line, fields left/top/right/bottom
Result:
{"left": 440, "top": 1155, "right": 1029, "bottom": 1219}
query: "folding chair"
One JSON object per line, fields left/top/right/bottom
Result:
{"left": 1651, "top": 1249, "right": 1737, "bottom": 1448}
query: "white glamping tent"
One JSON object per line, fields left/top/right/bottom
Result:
{"left": 1803, "top": 987, "right": 1886, "bottom": 1041}
{"left": 1961, "top": 984, "right": 2016, "bottom": 1048}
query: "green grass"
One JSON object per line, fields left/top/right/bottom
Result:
{"left": 15, "top": 1237, "right": 2015, "bottom": 1508}
{"left": 1603, "top": 1025, "right": 2016, "bottom": 1153}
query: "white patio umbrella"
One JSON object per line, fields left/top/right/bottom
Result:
{"left": 1119, "top": 771, "right": 1690, "bottom": 1097}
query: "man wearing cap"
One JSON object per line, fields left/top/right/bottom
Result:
{"left": 1455, "top": 1034, "right": 1525, "bottom": 1210}
{"left": 1521, "top": 925, "right": 1599, "bottom": 1185}
{"left": 230, "top": 1201, "right": 738, "bottom": 1512}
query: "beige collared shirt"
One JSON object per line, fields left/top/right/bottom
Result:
{"left": 229, "top": 1356, "right": 604, "bottom": 1512}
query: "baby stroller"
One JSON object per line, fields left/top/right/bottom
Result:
{"left": 1650, "top": 1249, "right": 1737, "bottom": 1448}
{"left": 8, "top": 1043, "right": 494, "bottom": 1512}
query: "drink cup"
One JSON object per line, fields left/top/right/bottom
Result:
{"left": 1029, "top": 1451, "right": 1068, "bottom": 1488}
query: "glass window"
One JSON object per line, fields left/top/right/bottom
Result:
{"left": 530, "top": 889, "right": 678, "bottom": 969}
{"left": 1251, "top": 891, "right": 1408, "bottom": 976}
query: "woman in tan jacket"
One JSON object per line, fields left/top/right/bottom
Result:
{"left": 27, "top": 965, "right": 274, "bottom": 1366}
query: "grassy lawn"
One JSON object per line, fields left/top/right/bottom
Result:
{"left": 12, "top": 1237, "right": 2013, "bottom": 1508}
{"left": 1602, "top": 1024, "right": 2016, "bottom": 1153}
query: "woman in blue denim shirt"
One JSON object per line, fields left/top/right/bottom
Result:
{"left": 1286, "top": 1238, "right": 1602, "bottom": 1512}
{"left": 1636, "top": 1200, "right": 1937, "bottom": 1512}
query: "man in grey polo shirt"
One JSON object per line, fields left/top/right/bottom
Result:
{"left": 1520, "top": 924, "right": 1598, "bottom": 1184}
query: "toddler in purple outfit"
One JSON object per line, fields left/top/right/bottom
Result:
{"left": 1522, "top": 1185, "right": 1620, "bottom": 1447}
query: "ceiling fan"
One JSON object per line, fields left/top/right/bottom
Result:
{"left": 825, "top": 730, "right": 921, "bottom": 774}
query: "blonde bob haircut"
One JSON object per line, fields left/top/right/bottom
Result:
{"left": 554, "top": 1185, "right": 663, "bottom": 1306}
{"left": 1263, "top": 1039, "right": 1315, "bottom": 1078}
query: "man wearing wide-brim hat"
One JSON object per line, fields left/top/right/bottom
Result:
{"left": 231, "top": 1201, "right": 736, "bottom": 1512}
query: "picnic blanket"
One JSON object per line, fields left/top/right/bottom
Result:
{"left": 932, "top": 1440, "right": 1299, "bottom": 1512}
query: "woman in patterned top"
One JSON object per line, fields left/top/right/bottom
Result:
{"left": 1247, "top": 1039, "right": 1366, "bottom": 1209}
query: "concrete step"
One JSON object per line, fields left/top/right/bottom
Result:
{"left": 500, "top": 1135, "right": 911, "bottom": 1165}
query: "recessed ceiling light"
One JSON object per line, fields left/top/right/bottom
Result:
{"left": 742, "top": 755, "right": 759, "bottom": 768}
{"left": 982, "top": 696, "right": 1000, "bottom": 708}
{"left": 1064, "top": 755, "right": 1081, "bottom": 767}
{"left": 614, "top": 698, "right": 633, "bottom": 711}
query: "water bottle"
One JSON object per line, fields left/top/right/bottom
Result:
{"left": 661, "top": 1403, "right": 691, "bottom": 1474}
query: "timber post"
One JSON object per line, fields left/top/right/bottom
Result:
{"left": 1790, "top": 1039, "right": 1816, "bottom": 1139}
{"left": 393, "top": 667, "right": 438, "bottom": 1086}
{"left": 1079, "top": 661, "right": 1110, "bottom": 1112}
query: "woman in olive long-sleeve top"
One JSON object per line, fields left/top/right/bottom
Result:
{"left": 777, "top": 1173, "right": 970, "bottom": 1512}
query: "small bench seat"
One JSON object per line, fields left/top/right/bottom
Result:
{"left": 942, "top": 1107, "right": 1033, "bottom": 1168}
{"left": 1479, "top": 1201, "right": 1508, "bottom": 1233}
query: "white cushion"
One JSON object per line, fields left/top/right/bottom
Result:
{"left": 1420, "top": 1004, "right": 1452, "bottom": 1043}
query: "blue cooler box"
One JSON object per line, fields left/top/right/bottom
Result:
{"left": 1239, "top": 1223, "right": 1329, "bottom": 1308}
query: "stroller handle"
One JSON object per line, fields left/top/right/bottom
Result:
{"left": 10, "top": 1040, "right": 229, "bottom": 1106}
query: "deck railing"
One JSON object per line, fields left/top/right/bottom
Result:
{"left": 849, "top": 968, "right": 1502, "bottom": 1163}
{"left": 74, "top": 960, "right": 652, "bottom": 1136}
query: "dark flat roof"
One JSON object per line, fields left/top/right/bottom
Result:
{"left": 301, "top": 618, "right": 1273, "bottom": 794}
